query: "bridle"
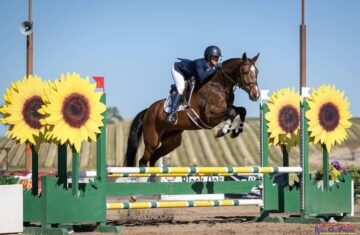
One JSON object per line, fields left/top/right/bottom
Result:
{"left": 220, "top": 62, "right": 258, "bottom": 92}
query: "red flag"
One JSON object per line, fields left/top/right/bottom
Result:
{"left": 93, "top": 76, "right": 105, "bottom": 89}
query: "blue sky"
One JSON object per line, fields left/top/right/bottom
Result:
{"left": 0, "top": 0, "right": 359, "bottom": 136}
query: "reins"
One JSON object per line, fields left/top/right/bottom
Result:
{"left": 220, "top": 63, "right": 258, "bottom": 92}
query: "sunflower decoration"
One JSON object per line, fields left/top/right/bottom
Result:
{"left": 305, "top": 85, "right": 351, "bottom": 152}
{"left": 0, "top": 82, "right": 21, "bottom": 123}
{"left": 265, "top": 88, "right": 301, "bottom": 149}
{"left": 0, "top": 87, "right": 13, "bottom": 124}
{"left": 39, "top": 73, "right": 106, "bottom": 153}
{"left": 0, "top": 75, "right": 47, "bottom": 150}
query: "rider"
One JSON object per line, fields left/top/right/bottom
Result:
{"left": 167, "top": 45, "right": 223, "bottom": 124}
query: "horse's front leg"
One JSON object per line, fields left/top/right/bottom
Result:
{"left": 215, "top": 108, "right": 237, "bottom": 138}
{"left": 230, "top": 106, "right": 247, "bottom": 138}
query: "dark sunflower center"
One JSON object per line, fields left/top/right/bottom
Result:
{"left": 62, "top": 93, "right": 90, "bottom": 128}
{"left": 318, "top": 102, "right": 339, "bottom": 131}
{"left": 278, "top": 105, "right": 299, "bottom": 133}
{"left": 22, "top": 96, "right": 44, "bottom": 129}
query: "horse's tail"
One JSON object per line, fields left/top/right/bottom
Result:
{"left": 124, "top": 109, "right": 147, "bottom": 167}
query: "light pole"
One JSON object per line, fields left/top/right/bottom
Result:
{"left": 300, "top": 0, "right": 306, "bottom": 94}
{"left": 20, "top": 0, "right": 34, "bottom": 172}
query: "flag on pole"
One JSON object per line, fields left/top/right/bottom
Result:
{"left": 93, "top": 76, "right": 105, "bottom": 89}
{"left": 260, "top": 90, "right": 270, "bottom": 103}
{"left": 301, "top": 87, "right": 311, "bottom": 98}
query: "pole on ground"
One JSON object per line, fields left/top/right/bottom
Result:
{"left": 322, "top": 145, "right": 329, "bottom": 191}
{"left": 57, "top": 144, "right": 68, "bottom": 188}
{"left": 72, "top": 150, "right": 79, "bottom": 196}
{"left": 95, "top": 77, "right": 107, "bottom": 182}
{"left": 31, "top": 145, "right": 38, "bottom": 196}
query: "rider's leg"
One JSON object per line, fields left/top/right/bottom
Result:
{"left": 167, "top": 66, "right": 185, "bottom": 124}
{"left": 171, "top": 66, "right": 185, "bottom": 96}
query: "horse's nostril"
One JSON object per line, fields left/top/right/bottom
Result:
{"left": 251, "top": 91, "right": 260, "bottom": 101}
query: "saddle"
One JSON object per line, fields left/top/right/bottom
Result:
{"left": 164, "top": 79, "right": 212, "bottom": 129}
{"left": 164, "top": 79, "right": 195, "bottom": 113}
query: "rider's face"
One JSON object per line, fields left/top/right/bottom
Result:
{"left": 209, "top": 56, "right": 219, "bottom": 66}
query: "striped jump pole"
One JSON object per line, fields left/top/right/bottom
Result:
{"left": 77, "top": 171, "right": 263, "bottom": 178}
{"left": 78, "top": 166, "right": 302, "bottom": 178}
{"left": 107, "top": 173, "right": 258, "bottom": 178}
{"left": 107, "top": 166, "right": 302, "bottom": 175}
{"left": 107, "top": 199, "right": 263, "bottom": 210}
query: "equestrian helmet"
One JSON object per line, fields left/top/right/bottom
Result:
{"left": 204, "top": 45, "right": 222, "bottom": 60}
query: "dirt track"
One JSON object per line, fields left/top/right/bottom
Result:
{"left": 82, "top": 204, "right": 360, "bottom": 235}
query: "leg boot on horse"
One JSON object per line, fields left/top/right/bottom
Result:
{"left": 231, "top": 106, "right": 247, "bottom": 138}
{"left": 215, "top": 107, "right": 238, "bottom": 138}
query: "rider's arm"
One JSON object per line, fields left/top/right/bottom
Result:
{"left": 195, "top": 59, "right": 216, "bottom": 81}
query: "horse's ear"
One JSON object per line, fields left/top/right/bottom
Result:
{"left": 252, "top": 53, "right": 260, "bottom": 63}
{"left": 242, "top": 53, "right": 247, "bottom": 60}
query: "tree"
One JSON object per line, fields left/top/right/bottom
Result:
{"left": 106, "top": 107, "right": 123, "bottom": 123}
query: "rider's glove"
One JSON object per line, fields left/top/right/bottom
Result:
{"left": 214, "top": 63, "right": 222, "bottom": 69}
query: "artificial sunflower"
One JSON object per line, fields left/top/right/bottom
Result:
{"left": 265, "top": 88, "right": 301, "bottom": 148}
{"left": 39, "top": 73, "right": 106, "bottom": 153}
{"left": 0, "top": 87, "right": 13, "bottom": 124}
{"left": 0, "top": 75, "right": 47, "bottom": 148}
{"left": 305, "top": 85, "right": 351, "bottom": 151}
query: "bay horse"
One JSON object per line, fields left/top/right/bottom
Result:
{"left": 125, "top": 53, "right": 260, "bottom": 167}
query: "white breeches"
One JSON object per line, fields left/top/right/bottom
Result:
{"left": 171, "top": 66, "right": 185, "bottom": 95}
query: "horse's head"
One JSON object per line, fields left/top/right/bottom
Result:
{"left": 237, "top": 53, "right": 260, "bottom": 101}
{"left": 220, "top": 53, "right": 260, "bottom": 101}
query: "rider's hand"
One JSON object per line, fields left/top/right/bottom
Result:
{"left": 214, "top": 63, "right": 222, "bottom": 69}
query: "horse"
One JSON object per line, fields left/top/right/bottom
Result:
{"left": 125, "top": 53, "right": 260, "bottom": 167}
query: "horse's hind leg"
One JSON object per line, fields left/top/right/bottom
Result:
{"left": 139, "top": 143, "right": 159, "bottom": 167}
{"left": 231, "top": 106, "right": 247, "bottom": 138}
{"left": 149, "top": 131, "right": 183, "bottom": 167}
{"left": 139, "top": 128, "right": 162, "bottom": 167}
{"left": 139, "top": 131, "right": 183, "bottom": 167}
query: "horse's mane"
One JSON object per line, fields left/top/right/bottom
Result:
{"left": 223, "top": 58, "right": 242, "bottom": 65}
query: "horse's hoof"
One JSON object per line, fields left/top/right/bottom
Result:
{"left": 231, "top": 129, "right": 242, "bottom": 138}
{"left": 148, "top": 176, "right": 156, "bottom": 182}
{"left": 215, "top": 129, "right": 225, "bottom": 138}
{"left": 230, "top": 132, "right": 239, "bottom": 138}
{"left": 129, "top": 195, "right": 137, "bottom": 202}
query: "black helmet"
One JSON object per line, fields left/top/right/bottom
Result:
{"left": 204, "top": 45, "right": 222, "bottom": 60}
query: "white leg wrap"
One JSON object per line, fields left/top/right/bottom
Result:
{"left": 171, "top": 67, "right": 185, "bottom": 95}
{"left": 235, "top": 121, "right": 244, "bottom": 133}
{"left": 222, "top": 119, "right": 232, "bottom": 135}
{"left": 155, "top": 142, "right": 162, "bottom": 150}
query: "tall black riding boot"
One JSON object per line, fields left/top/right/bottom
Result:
{"left": 167, "top": 93, "right": 182, "bottom": 125}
